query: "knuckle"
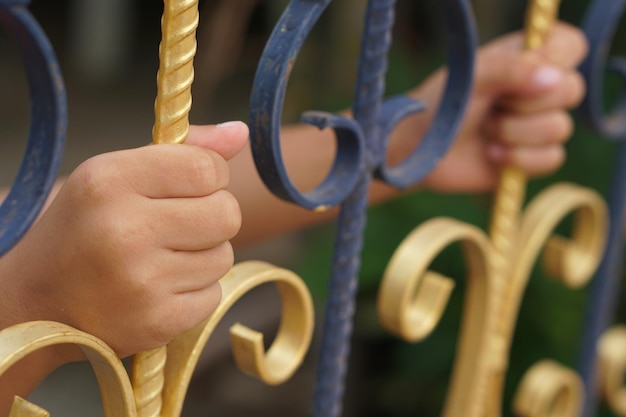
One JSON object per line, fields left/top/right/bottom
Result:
{"left": 566, "top": 73, "right": 586, "bottom": 109}
{"left": 212, "top": 242, "right": 235, "bottom": 277}
{"left": 70, "top": 156, "right": 117, "bottom": 203}
{"left": 191, "top": 151, "right": 229, "bottom": 192}
{"left": 561, "top": 25, "right": 589, "bottom": 63}
{"left": 551, "top": 113, "right": 574, "bottom": 143}
{"left": 216, "top": 190, "right": 242, "bottom": 239}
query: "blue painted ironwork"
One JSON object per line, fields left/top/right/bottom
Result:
{"left": 249, "top": 0, "right": 477, "bottom": 416}
{"left": 576, "top": 1, "right": 626, "bottom": 416}
{"left": 0, "top": 0, "right": 66, "bottom": 256}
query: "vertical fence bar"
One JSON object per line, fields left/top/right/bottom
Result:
{"left": 131, "top": 1, "right": 198, "bottom": 417}
{"left": 312, "top": 3, "right": 395, "bottom": 416}
{"left": 485, "top": 3, "right": 560, "bottom": 415}
{"left": 249, "top": 0, "right": 476, "bottom": 415}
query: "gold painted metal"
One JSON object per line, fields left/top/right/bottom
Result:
{"left": 152, "top": 0, "right": 199, "bottom": 145}
{"left": 1, "top": 2, "right": 314, "bottom": 417}
{"left": 377, "top": 2, "right": 608, "bottom": 417}
{"left": 0, "top": 262, "right": 313, "bottom": 416}
{"left": 597, "top": 325, "right": 626, "bottom": 416}
{"left": 9, "top": 397, "right": 49, "bottom": 417}
{"left": 512, "top": 360, "right": 583, "bottom": 417}
{"left": 132, "top": 1, "right": 199, "bottom": 416}
{"left": 0, "top": 321, "right": 137, "bottom": 417}
{"left": 161, "top": 261, "right": 314, "bottom": 417}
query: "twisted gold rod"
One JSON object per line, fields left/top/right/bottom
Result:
{"left": 489, "top": 0, "right": 561, "bottom": 321}
{"left": 152, "top": 0, "right": 199, "bottom": 145}
{"left": 486, "top": 1, "right": 560, "bottom": 415}
{"left": 132, "top": 1, "right": 199, "bottom": 417}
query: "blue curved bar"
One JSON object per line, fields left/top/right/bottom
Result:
{"left": 0, "top": 0, "right": 67, "bottom": 256}
{"left": 249, "top": 1, "right": 476, "bottom": 416}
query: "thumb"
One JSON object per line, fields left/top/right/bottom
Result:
{"left": 185, "top": 122, "right": 249, "bottom": 160}
{"left": 475, "top": 48, "right": 564, "bottom": 98}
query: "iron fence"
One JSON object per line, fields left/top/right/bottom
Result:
{"left": 0, "top": 0, "right": 625, "bottom": 416}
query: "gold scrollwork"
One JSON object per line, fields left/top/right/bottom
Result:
{"left": 0, "top": 321, "right": 137, "bottom": 417}
{"left": 377, "top": 182, "right": 607, "bottom": 417}
{"left": 160, "top": 260, "right": 314, "bottom": 417}
{"left": 377, "top": 217, "right": 495, "bottom": 417}
{"left": 597, "top": 325, "right": 626, "bottom": 416}
{"left": 512, "top": 360, "right": 583, "bottom": 417}
{"left": 0, "top": 261, "right": 313, "bottom": 417}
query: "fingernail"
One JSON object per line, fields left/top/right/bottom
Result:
{"left": 532, "top": 66, "right": 562, "bottom": 89}
{"left": 216, "top": 121, "right": 243, "bottom": 128}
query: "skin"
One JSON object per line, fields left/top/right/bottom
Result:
{"left": 0, "top": 23, "right": 586, "bottom": 413}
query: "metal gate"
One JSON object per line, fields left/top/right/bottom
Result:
{"left": 0, "top": 1, "right": 625, "bottom": 416}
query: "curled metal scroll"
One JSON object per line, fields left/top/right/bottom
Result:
{"left": 160, "top": 261, "right": 314, "bottom": 417}
{"left": 0, "top": 261, "right": 314, "bottom": 417}
{"left": 0, "top": 321, "right": 137, "bottom": 417}
{"left": 249, "top": 1, "right": 476, "bottom": 416}
{"left": 513, "top": 360, "right": 583, "bottom": 417}
{"left": 249, "top": 0, "right": 476, "bottom": 209}
{"left": 377, "top": 182, "right": 606, "bottom": 417}
{"left": 596, "top": 325, "right": 626, "bottom": 416}
{"left": 575, "top": 2, "right": 626, "bottom": 417}
{"left": 0, "top": 0, "right": 66, "bottom": 256}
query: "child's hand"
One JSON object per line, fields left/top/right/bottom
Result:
{"left": 416, "top": 22, "right": 587, "bottom": 192}
{"left": 0, "top": 122, "right": 248, "bottom": 358}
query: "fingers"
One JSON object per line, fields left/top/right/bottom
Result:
{"left": 475, "top": 21, "right": 587, "bottom": 178}
{"left": 498, "top": 70, "right": 585, "bottom": 114}
{"left": 75, "top": 145, "right": 230, "bottom": 199}
{"left": 484, "top": 110, "right": 572, "bottom": 176}
{"left": 486, "top": 110, "right": 573, "bottom": 147}
{"left": 186, "top": 121, "right": 249, "bottom": 160}
{"left": 148, "top": 190, "right": 241, "bottom": 251}
{"left": 92, "top": 121, "right": 248, "bottom": 200}
{"left": 487, "top": 143, "right": 565, "bottom": 177}
{"left": 157, "top": 242, "right": 234, "bottom": 294}
{"left": 476, "top": 22, "right": 588, "bottom": 102}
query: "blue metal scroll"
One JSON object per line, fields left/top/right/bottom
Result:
{"left": 0, "top": 0, "right": 66, "bottom": 256}
{"left": 249, "top": 1, "right": 477, "bottom": 416}
{"left": 576, "top": 1, "right": 626, "bottom": 416}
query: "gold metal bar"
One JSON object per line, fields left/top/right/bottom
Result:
{"left": 486, "top": 1, "right": 561, "bottom": 416}
{"left": 489, "top": 0, "right": 561, "bottom": 315}
{"left": 152, "top": 0, "right": 199, "bottom": 145}
{"left": 132, "top": 1, "right": 199, "bottom": 416}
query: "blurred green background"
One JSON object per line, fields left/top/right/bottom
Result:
{"left": 1, "top": 0, "right": 626, "bottom": 416}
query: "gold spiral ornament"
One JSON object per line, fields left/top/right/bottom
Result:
{"left": 0, "top": 261, "right": 313, "bottom": 417}
{"left": 377, "top": 2, "right": 608, "bottom": 416}
{"left": 597, "top": 325, "right": 626, "bottom": 416}
{"left": 377, "top": 217, "right": 494, "bottom": 417}
{"left": 0, "top": 321, "right": 137, "bottom": 417}
{"left": 512, "top": 360, "right": 583, "bottom": 417}
{"left": 160, "top": 261, "right": 314, "bottom": 417}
